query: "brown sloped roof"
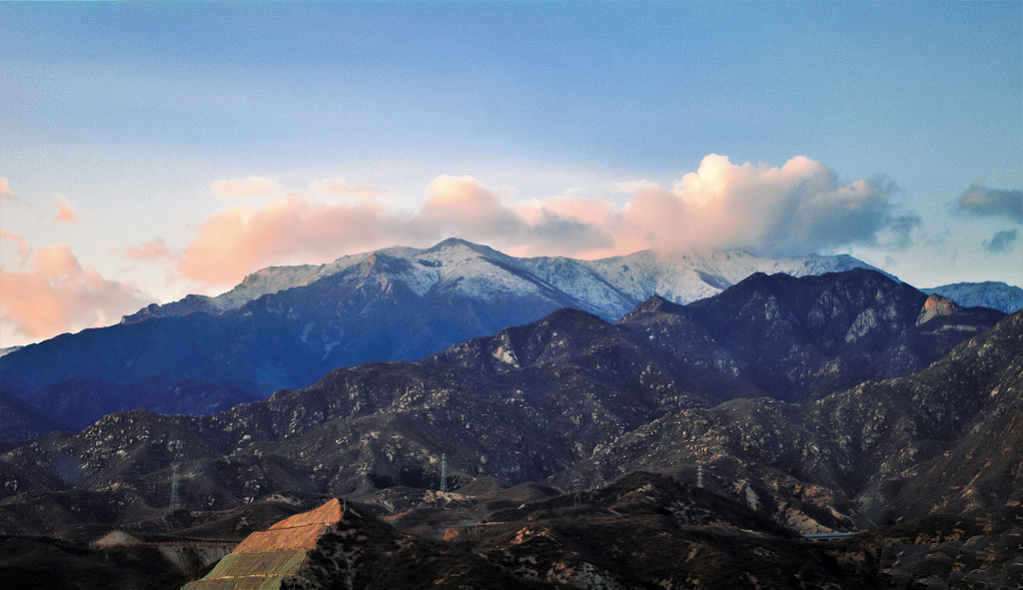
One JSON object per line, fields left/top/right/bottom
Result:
{"left": 180, "top": 499, "right": 344, "bottom": 590}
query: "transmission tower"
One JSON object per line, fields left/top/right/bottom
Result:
{"left": 440, "top": 454, "right": 448, "bottom": 493}
{"left": 169, "top": 463, "right": 182, "bottom": 510}
{"left": 697, "top": 464, "right": 703, "bottom": 489}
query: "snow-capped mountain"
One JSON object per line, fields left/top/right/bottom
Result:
{"left": 923, "top": 281, "right": 1023, "bottom": 314}
{"left": 124, "top": 238, "right": 881, "bottom": 323}
{"left": 4, "top": 239, "right": 884, "bottom": 433}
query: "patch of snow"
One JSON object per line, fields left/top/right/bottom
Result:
{"left": 140, "top": 238, "right": 891, "bottom": 321}
{"left": 923, "top": 282, "right": 1023, "bottom": 314}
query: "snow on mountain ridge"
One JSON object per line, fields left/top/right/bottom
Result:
{"left": 138, "top": 239, "right": 885, "bottom": 323}
{"left": 922, "top": 281, "right": 1023, "bottom": 314}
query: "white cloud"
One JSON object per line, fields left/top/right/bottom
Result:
{"left": 175, "top": 155, "right": 919, "bottom": 286}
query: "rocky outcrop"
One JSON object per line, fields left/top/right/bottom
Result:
{"left": 917, "top": 293, "right": 960, "bottom": 325}
{"left": 0, "top": 274, "right": 1015, "bottom": 546}
{"left": 0, "top": 240, "right": 883, "bottom": 437}
{"left": 182, "top": 498, "right": 347, "bottom": 589}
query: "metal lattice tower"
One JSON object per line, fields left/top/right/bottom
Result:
{"left": 697, "top": 464, "right": 704, "bottom": 488}
{"left": 440, "top": 454, "right": 448, "bottom": 493}
{"left": 169, "top": 463, "right": 181, "bottom": 510}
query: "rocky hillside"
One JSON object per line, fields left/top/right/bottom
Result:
{"left": 0, "top": 272, "right": 1014, "bottom": 542}
{"left": 0, "top": 473, "right": 887, "bottom": 590}
{"left": 9, "top": 471, "right": 1018, "bottom": 589}
{"left": 553, "top": 310, "right": 1022, "bottom": 527}
{"left": 0, "top": 239, "right": 881, "bottom": 435}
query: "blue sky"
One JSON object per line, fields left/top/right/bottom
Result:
{"left": 1, "top": 1, "right": 1021, "bottom": 347}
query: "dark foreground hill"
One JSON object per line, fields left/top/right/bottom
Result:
{"left": 3, "top": 472, "right": 1019, "bottom": 589}
{"left": 0, "top": 474, "right": 875, "bottom": 590}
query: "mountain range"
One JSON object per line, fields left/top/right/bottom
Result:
{"left": 923, "top": 281, "right": 1023, "bottom": 315}
{"left": 0, "top": 268, "right": 1014, "bottom": 538}
{"left": 0, "top": 239, "right": 887, "bottom": 433}
{"left": 1, "top": 242, "right": 1021, "bottom": 589}
{"left": 5, "top": 238, "right": 1017, "bottom": 438}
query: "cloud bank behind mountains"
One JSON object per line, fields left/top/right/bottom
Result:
{"left": 176, "top": 155, "right": 920, "bottom": 286}
{"left": 1, "top": 179, "right": 153, "bottom": 342}
{"left": 0, "top": 238, "right": 153, "bottom": 340}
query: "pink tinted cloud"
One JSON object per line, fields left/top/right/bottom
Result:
{"left": 119, "top": 237, "right": 173, "bottom": 261}
{"left": 212, "top": 177, "right": 285, "bottom": 199}
{"left": 212, "top": 177, "right": 392, "bottom": 202}
{"left": 0, "top": 178, "right": 13, "bottom": 199}
{"left": 50, "top": 194, "right": 77, "bottom": 223}
{"left": 307, "top": 178, "right": 392, "bottom": 200}
{"left": 418, "top": 175, "right": 518, "bottom": 237}
{"left": 0, "top": 177, "right": 27, "bottom": 209}
{"left": 1, "top": 231, "right": 32, "bottom": 262}
{"left": 178, "top": 198, "right": 410, "bottom": 284}
{"left": 0, "top": 241, "right": 154, "bottom": 341}
{"left": 178, "top": 157, "right": 916, "bottom": 286}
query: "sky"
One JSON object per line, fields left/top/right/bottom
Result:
{"left": 1, "top": 1, "right": 1021, "bottom": 348}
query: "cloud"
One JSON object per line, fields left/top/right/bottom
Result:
{"left": 613, "top": 180, "right": 655, "bottom": 194}
{"left": 306, "top": 178, "right": 392, "bottom": 200}
{"left": 955, "top": 182, "right": 1023, "bottom": 223}
{"left": 118, "top": 237, "right": 173, "bottom": 261}
{"left": 178, "top": 198, "right": 407, "bottom": 284}
{"left": 212, "top": 177, "right": 286, "bottom": 199}
{"left": 178, "top": 156, "right": 919, "bottom": 286}
{"left": 50, "top": 194, "right": 77, "bottom": 223}
{"left": 622, "top": 155, "right": 918, "bottom": 257}
{"left": 0, "top": 231, "right": 31, "bottom": 262}
{"left": 211, "top": 176, "right": 392, "bottom": 202}
{"left": 0, "top": 177, "right": 25, "bottom": 208}
{"left": 0, "top": 239, "right": 154, "bottom": 341}
{"left": 983, "top": 229, "right": 1018, "bottom": 253}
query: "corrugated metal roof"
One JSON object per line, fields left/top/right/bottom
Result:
{"left": 179, "top": 499, "right": 345, "bottom": 590}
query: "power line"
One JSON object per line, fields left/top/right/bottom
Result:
{"left": 169, "top": 463, "right": 181, "bottom": 510}
{"left": 440, "top": 454, "right": 448, "bottom": 493}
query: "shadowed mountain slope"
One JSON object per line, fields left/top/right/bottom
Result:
{"left": 0, "top": 272, "right": 1014, "bottom": 542}
{"left": 0, "top": 240, "right": 881, "bottom": 436}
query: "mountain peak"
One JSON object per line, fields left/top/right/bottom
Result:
{"left": 916, "top": 293, "right": 961, "bottom": 326}
{"left": 426, "top": 237, "right": 500, "bottom": 257}
{"left": 620, "top": 294, "right": 686, "bottom": 320}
